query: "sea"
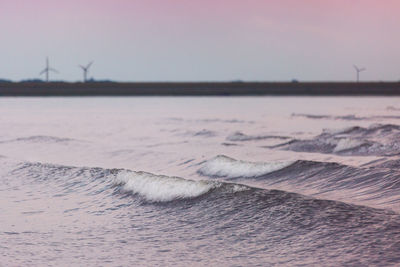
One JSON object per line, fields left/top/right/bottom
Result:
{"left": 1, "top": 96, "right": 400, "bottom": 266}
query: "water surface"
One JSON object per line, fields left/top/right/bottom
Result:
{"left": 1, "top": 96, "right": 400, "bottom": 266}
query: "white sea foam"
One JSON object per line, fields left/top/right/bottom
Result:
{"left": 333, "top": 138, "right": 364, "bottom": 152}
{"left": 198, "top": 155, "right": 295, "bottom": 178}
{"left": 113, "top": 171, "right": 219, "bottom": 202}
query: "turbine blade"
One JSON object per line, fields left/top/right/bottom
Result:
{"left": 49, "top": 68, "right": 59, "bottom": 73}
{"left": 79, "top": 65, "right": 85, "bottom": 70}
{"left": 360, "top": 68, "right": 366, "bottom": 72}
{"left": 353, "top": 65, "right": 359, "bottom": 71}
{"left": 39, "top": 69, "right": 47, "bottom": 75}
{"left": 87, "top": 61, "right": 93, "bottom": 69}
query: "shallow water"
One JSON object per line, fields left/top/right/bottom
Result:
{"left": 1, "top": 96, "right": 400, "bottom": 266}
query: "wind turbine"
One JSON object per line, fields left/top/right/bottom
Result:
{"left": 79, "top": 61, "right": 93, "bottom": 82}
{"left": 353, "top": 65, "right": 366, "bottom": 82}
{"left": 39, "top": 57, "right": 58, "bottom": 82}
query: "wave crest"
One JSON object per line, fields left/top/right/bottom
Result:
{"left": 113, "top": 171, "right": 219, "bottom": 202}
{"left": 198, "top": 155, "right": 294, "bottom": 178}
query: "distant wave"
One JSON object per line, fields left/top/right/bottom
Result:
{"left": 332, "top": 138, "right": 367, "bottom": 152}
{"left": 292, "top": 113, "right": 400, "bottom": 121}
{"left": 292, "top": 113, "right": 367, "bottom": 121}
{"left": 0, "top": 135, "right": 80, "bottom": 144}
{"left": 272, "top": 124, "right": 400, "bottom": 156}
{"left": 221, "top": 142, "right": 241, "bottom": 146}
{"left": 198, "top": 155, "right": 295, "bottom": 178}
{"left": 195, "top": 118, "right": 253, "bottom": 124}
{"left": 145, "top": 141, "right": 189, "bottom": 148}
{"left": 323, "top": 124, "right": 400, "bottom": 135}
{"left": 226, "top": 131, "right": 290, "bottom": 142}
{"left": 181, "top": 129, "right": 217, "bottom": 138}
{"left": 165, "top": 117, "right": 254, "bottom": 124}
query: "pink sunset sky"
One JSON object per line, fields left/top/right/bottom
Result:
{"left": 1, "top": 0, "right": 399, "bottom": 81}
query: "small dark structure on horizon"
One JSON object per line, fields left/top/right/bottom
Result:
{"left": 353, "top": 65, "right": 366, "bottom": 83}
{"left": 39, "top": 57, "right": 58, "bottom": 82}
{"left": 79, "top": 61, "right": 94, "bottom": 83}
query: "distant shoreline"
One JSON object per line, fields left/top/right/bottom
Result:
{"left": 1, "top": 82, "right": 400, "bottom": 96}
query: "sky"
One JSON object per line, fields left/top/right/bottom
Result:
{"left": 1, "top": 0, "right": 399, "bottom": 82}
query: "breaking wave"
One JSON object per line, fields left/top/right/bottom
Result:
{"left": 8, "top": 159, "right": 247, "bottom": 203}
{"left": 194, "top": 154, "right": 400, "bottom": 212}
{"left": 6, "top": 155, "right": 400, "bottom": 211}
{"left": 198, "top": 155, "right": 295, "bottom": 178}
{"left": 2, "top": 157, "right": 400, "bottom": 266}
{"left": 273, "top": 124, "right": 400, "bottom": 156}
{"left": 113, "top": 171, "right": 220, "bottom": 202}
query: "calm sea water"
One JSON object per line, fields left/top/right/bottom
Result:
{"left": 1, "top": 96, "right": 400, "bottom": 266}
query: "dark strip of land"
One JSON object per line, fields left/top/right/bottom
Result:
{"left": 0, "top": 82, "right": 400, "bottom": 96}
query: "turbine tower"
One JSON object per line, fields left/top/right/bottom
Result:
{"left": 79, "top": 61, "right": 93, "bottom": 82}
{"left": 353, "top": 65, "right": 366, "bottom": 83}
{"left": 39, "top": 57, "right": 58, "bottom": 82}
